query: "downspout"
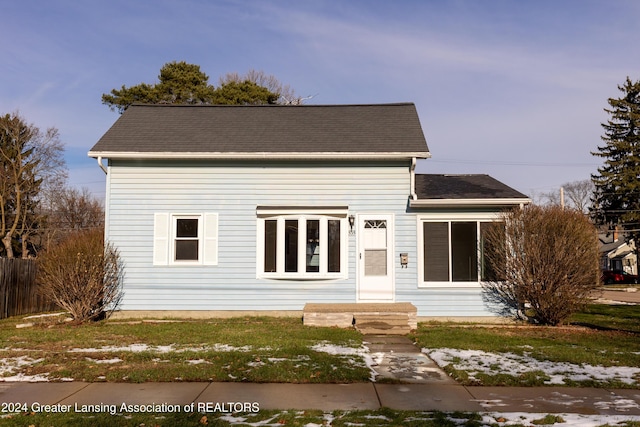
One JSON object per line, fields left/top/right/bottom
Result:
{"left": 410, "top": 157, "right": 417, "bottom": 201}
{"left": 95, "top": 156, "right": 110, "bottom": 242}
{"left": 97, "top": 156, "right": 108, "bottom": 174}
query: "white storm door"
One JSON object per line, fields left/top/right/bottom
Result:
{"left": 357, "top": 214, "right": 394, "bottom": 301}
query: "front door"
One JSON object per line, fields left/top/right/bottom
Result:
{"left": 357, "top": 214, "right": 394, "bottom": 301}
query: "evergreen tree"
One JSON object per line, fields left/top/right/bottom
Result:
{"left": 102, "top": 61, "right": 284, "bottom": 113}
{"left": 591, "top": 77, "right": 640, "bottom": 272}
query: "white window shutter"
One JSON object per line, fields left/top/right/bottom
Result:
{"left": 203, "top": 213, "right": 219, "bottom": 265}
{"left": 153, "top": 213, "right": 170, "bottom": 265}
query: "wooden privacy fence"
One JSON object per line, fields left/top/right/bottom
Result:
{"left": 0, "top": 258, "right": 58, "bottom": 319}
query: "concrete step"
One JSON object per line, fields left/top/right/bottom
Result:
{"left": 354, "top": 314, "right": 411, "bottom": 335}
{"left": 303, "top": 303, "right": 417, "bottom": 335}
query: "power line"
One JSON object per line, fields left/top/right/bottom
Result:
{"left": 429, "top": 159, "right": 600, "bottom": 167}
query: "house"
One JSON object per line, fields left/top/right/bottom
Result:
{"left": 598, "top": 229, "right": 637, "bottom": 275}
{"left": 88, "top": 103, "right": 530, "bottom": 320}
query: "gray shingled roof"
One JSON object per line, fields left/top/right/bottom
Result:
{"left": 89, "top": 103, "right": 430, "bottom": 158}
{"left": 415, "top": 174, "right": 528, "bottom": 199}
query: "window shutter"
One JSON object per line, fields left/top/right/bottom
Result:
{"left": 153, "top": 213, "right": 170, "bottom": 265}
{"left": 203, "top": 213, "right": 219, "bottom": 265}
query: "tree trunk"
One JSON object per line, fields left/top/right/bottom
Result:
{"left": 21, "top": 234, "right": 29, "bottom": 259}
{"left": 2, "top": 233, "right": 14, "bottom": 258}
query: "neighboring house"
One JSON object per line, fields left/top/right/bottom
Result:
{"left": 599, "top": 230, "right": 637, "bottom": 275}
{"left": 88, "top": 103, "right": 530, "bottom": 318}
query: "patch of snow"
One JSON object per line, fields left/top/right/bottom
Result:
{"left": 311, "top": 342, "right": 379, "bottom": 381}
{"left": 0, "top": 356, "right": 44, "bottom": 375}
{"left": 214, "top": 410, "right": 640, "bottom": 426}
{"left": 594, "top": 398, "right": 640, "bottom": 411}
{"left": 0, "top": 373, "right": 50, "bottom": 382}
{"left": 208, "top": 344, "right": 252, "bottom": 352}
{"left": 425, "top": 348, "right": 640, "bottom": 386}
{"left": 0, "top": 355, "right": 51, "bottom": 382}
{"left": 15, "top": 323, "right": 33, "bottom": 329}
{"left": 482, "top": 412, "right": 640, "bottom": 427}
{"left": 87, "top": 357, "right": 122, "bottom": 364}
{"left": 22, "top": 312, "right": 68, "bottom": 320}
{"left": 186, "top": 359, "right": 210, "bottom": 365}
{"left": 69, "top": 344, "right": 166, "bottom": 353}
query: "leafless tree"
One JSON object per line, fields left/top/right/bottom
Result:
{"left": 220, "top": 69, "right": 306, "bottom": 104}
{"left": 38, "top": 186, "right": 104, "bottom": 253}
{"left": 532, "top": 179, "right": 594, "bottom": 214}
{"left": 563, "top": 180, "right": 595, "bottom": 214}
{"left": 0, "top": 112, "right": 66, "bottom": 258}
{"left": 481, "top": 204, "right": 600, "bottom": 325}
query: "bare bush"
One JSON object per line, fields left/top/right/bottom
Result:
{"left": 38, "top": 228, "right": 123, "bottom": 322}
{"left": 482, "top": 204, "right": 600, "bottom": 325}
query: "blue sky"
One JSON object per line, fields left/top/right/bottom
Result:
{"left": 2, "top": 0, "right": 639, "bottom": 199}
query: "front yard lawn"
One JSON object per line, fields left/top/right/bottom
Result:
{"left": 1, "top": 304, "right": 639, "bottom": 388}
{"left": 0, "top": 316, "right": 370, "bottom": 383}
{"left": 411, "top": 304, "right": 640, "bottom": 387}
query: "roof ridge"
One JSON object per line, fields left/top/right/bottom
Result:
{"left": 127, "top": 102, "right": 417, "bottom": 108}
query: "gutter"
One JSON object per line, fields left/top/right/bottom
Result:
{"left": 409, "top": 197, "right": 532, "bottom": 209}
{"left": 96, "top": 156, "right": 108, "bottom": 174}
{"left": 87, "top": 151, "right": 432, "bottom": 160}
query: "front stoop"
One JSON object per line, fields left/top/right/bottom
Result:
{"left": 303, "top": 303, "right": 417, "bottom": 335}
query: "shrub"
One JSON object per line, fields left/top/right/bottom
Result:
{"left": 481, "top": 205, "right": 600, "bottom": 325}
{"left": 38, "top": 228, "right": 123, "bottom": 322}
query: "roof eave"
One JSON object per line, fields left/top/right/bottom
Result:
{"left": 88, "top": 151, "right": 432, "bottom": 160}
{"left": 410, "top": 197, "right": 531, "bottom": 208}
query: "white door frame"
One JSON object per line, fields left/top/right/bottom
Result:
{"left": 356, "top": 213, "right": 395, "bottom": 302}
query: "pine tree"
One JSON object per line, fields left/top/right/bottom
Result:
{"left": 101, "top": 62, "right": 288, "bottom": 114}
{"left": 591, "top": 77, "right": 640, "bottom": 272}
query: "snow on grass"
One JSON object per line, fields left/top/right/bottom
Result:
{"left": 482, "top": 412, "right": 640, "bottom": 427}
{"left": 213, "top": 410, "right": 640, "bottom": 426}
{"left": 186, "top": 359, "right": 210, "bottom": 365}
{"left": 68, "top": 343, "right": 253, "bottom": 353}
{"left": 69, "top": 343, "right": 173, "bottom": 353}
{"left": 86, "top": 357, "right": 123, "bottom": 364}
{"left": 0, "top": 356, "right": 44, "bottom": 375}
{"left": 311, "top": 342, "right": 380, "bottom": 381}
{"left": 0, "top": 356, "right": 49, "bottom": 382}
{"left": 425, "top": 347, "right": 640, "bottom": 385}
{"left": 22, "top": 312, "right": 68, "bottom": 320}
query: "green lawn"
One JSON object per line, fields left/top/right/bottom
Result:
{"left": 570, "top": 303, "right": 640, "bottom": 333}
{"left": 2, "top": 408, "right": 640, "bottom": 427}
{"left": 411, "top": 304, "right": 640, "bottom": 387}
{"left": 2, "top": 306, "right": 640, "bottom": 425}
{"left": 1, "top": 304, "right": 638, "bottom": 387}
{"left": 0, "top": 316, "right": 369, "bottom": 383}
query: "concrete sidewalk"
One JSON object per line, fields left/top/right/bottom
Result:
{"left": 1, "top": 381, "right": 640, "bottom": 415}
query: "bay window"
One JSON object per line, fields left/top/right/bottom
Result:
{"left": 258, "top": 210, "right": 347, "bottom": 279}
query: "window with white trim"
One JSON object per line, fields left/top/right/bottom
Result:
{"left": 257, "top": 211, "right": 348, "bottom": 279}
{"left": 418, "top": 217, "right": 504, "bottom": 286}
{"left": 153, "top": 213, "right": 218, "bottom": 265}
